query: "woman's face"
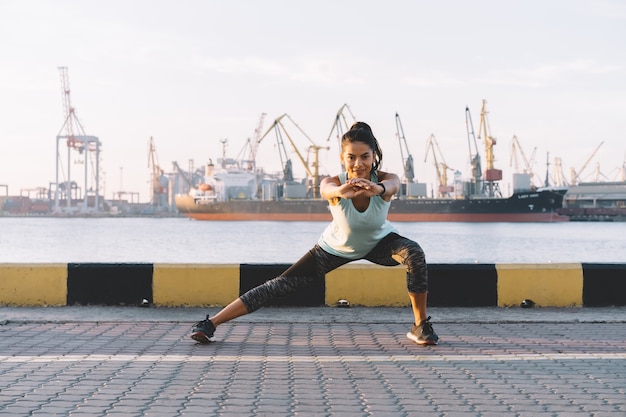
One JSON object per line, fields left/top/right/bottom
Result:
{"left": 341, "top": 141, "right": 374, "bottom": 179}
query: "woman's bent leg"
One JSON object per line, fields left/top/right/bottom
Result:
{"left": 364, "top": 233, "right": 438, "bottom": 344}
{"left": 364, "top": 232, "right": 429, "bottom": 295}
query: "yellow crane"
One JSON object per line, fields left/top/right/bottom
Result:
{"left": 259, "top": 114, "right": 328, "bottom": 198}
{"left": 569, "top": 142, "right": 604, "bottom": 185}
{"left": 424, "top": 134, "right": 454, "bottom": 197}
{"left": 509, "top": 135, "right": 539, "bottom": 187}
{"left": 477, "top": 100, "right": 502, "bottom": 197}
{"left": 552, "top": 156, "right": 568, "bottom": 187}
{"left": 148, "top": 136, "right": 166, "bottom": 207}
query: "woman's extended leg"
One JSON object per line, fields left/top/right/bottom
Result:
{"left": 191, "top": 245, "right": 349, "bottom": 343}
{"left": 209, "top": 298, "right": 248, "bottom": 327}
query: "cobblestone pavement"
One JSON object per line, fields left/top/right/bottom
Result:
{"left": 1, "top": 307, "right": 625, "bottom": 416}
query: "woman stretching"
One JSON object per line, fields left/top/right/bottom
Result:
{"left": 191, "top": 122, "right": 438, "bottom": 346}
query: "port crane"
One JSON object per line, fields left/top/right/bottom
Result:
{"left": 569, "top": 142, "right": 604, "bottom": 185}
{"left": 476, "top": 100, "right": 502, "bottom": 197}
{"left": 236, "top": 113, "right": 266, "bottom": 173}
{"left": 326, "top": 103, "right": 356, "bottom": 145}
{"left": 592, "top": 162, "right": 611, "bottom": 182}
{"left": 148, "top": 136, "right": 167, "bottom": 208}
{"left": 465, "top": 106, "right": 483, "bottom": 195}
{"left": 259, "top": 114, "right": 329, "bottom": 198}
{"left": 424, "top": 134, "right": 455, "bottom": 197}
{"left": 395, "top": 113, "right": 415, "bottom": 184}
{"left": 326, "top": 103, "right": 356, "bottom": 171}
{"left": 54, "top": 66, "right": 102, "bottom": 213}
{"left": 552, "top": 157, "right": 568, "bottom": 187}
{"left": 509, "top": 135, "right": 539, "bottom": 188}
{"left": 172, "top": 161, "right": 194, "bottom": 190}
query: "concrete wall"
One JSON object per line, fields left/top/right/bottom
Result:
{"left": 1, "top": 263, "right": 624, "bottom": 307}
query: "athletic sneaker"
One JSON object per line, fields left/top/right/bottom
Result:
{"left": 406, "top": 316, "right": 439, "bottom": 345}
{"left": 191, "top": 316, "right": 216, "bottom": 344}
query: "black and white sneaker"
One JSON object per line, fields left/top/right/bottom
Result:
{"left": 191, "top": 316, "right": 216, "bottom": 344}
{"left": 406, "top": 316, "right": 439, "bottom": 345}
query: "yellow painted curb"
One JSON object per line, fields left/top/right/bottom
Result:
{"left": 0, "top": 264, "right": 67, "bottom": 306}
{"left": 325, "top": 264, "right": 409, "bottom": 307}
{"left": 152, "top": 264, "right": 239, "bottom": 306}
{"left": 496, "top": 263, "right": 583, "bottom": 307}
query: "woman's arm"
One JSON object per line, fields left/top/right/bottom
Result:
{"left": 321, "top": 171, "right": 400, "bottom": 202}
{"left": 320, "top": 176, "right": 342, "bottom": 201}
{"left": 320, "top": 175, "right": 372, "bottom": 202}
{"left": 375, "top": 171, "right": 400, "bottom": 201}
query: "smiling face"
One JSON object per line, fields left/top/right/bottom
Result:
{"left": 341, "top": 141, "right": 375, "bottom": 179}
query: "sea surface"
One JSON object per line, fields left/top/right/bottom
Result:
{"left": 0, "top": 217, "right": 624, "bottom": 264}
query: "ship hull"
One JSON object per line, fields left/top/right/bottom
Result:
{"left": 176, "top": 189, "right": 569, "bottom": 222}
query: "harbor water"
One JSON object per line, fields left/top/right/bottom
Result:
{"left": 1, "top": 217, "right": 624, "bottom": 264}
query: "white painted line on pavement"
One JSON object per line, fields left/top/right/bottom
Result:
{"left": 0, "top": 353, "right": 625, "bottom": 363}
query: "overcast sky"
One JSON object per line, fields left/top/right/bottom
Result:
{"left": 1, "top": 0, "right": 625, "bottom": 201}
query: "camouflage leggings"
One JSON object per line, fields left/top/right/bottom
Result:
{"left": 239, "top": 232, "right": 428, "bottom": 313}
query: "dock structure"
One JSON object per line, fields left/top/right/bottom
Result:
{"left": 1, "top": 262, "right": 624, "bottom": 307}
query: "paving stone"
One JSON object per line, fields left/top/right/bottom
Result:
{"left": 0, "top": 308, "right": 625, "bottom": 417}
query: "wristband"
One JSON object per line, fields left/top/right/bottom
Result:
{"left": 377, "top": 182, "right": 386, "bottom": 196}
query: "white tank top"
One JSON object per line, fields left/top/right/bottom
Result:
{"left": 318, "top": 172, "right": 397, "bottom": 259}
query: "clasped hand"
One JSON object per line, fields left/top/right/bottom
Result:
{"left": 338, "top": 178, "right": 377, "bottom": 199}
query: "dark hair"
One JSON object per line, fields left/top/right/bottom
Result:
{"left": 349, "top": 121, "right": 372, "bottom": 132}
{"left": 341, "top": 122, "right": 383, "bottom": 172}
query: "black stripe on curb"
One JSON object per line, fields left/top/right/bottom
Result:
{"left": 240, "top": 264, "right": 325, "bottom": 307}
{"left": 427, "top": 264, "right": 498, "bottom": 307}
{"left": 582, "top": 263, "right": 626, "bottom": 306}
{"left": 67, "top": 263, "right": 153, "bottom": 306}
